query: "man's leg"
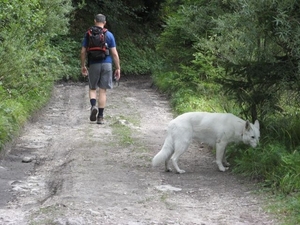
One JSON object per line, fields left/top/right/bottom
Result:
{"left": 97, "top": 88, "right": 106, "bottom": 124}
{"left": 89, "top": 89, "right": 97, "bottom": 108}
{"left": 97, "top": 63, "right": 112, "bottom": 124}
{"left": 88, "top": 63, "right": 101, "bottom": 122}
{"left": 89, "top": 89, "right": 98, "bottom": 121}
{"left": 89, "top": 89, "right": 97, "bottom": 100}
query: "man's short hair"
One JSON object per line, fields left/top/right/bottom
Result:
{"left": 95, "top": 14, "right": 106, "bottom": 23}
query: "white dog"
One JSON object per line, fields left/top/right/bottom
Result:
{"left": 152, "top": 112, "right": 260, "bottom": 173}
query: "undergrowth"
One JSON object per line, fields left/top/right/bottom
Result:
{"left": 153, "top": 63, "right": 300, "bottom": 225}
{"left": 117, "top": 34, "right": 164, "bottom": 76}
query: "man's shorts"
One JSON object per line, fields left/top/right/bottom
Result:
{"left": 88, "top": 63, "right": 113, "bottom": 90}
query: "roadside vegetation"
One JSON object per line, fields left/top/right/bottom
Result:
{"left": 0, "top": 0, "right": 299, "bottom": 224}
{"left": 0, "top": 0, "right": 74, "bottom": 149}
{"left": 153, "top": 1, "right": 300, "bottom": 224}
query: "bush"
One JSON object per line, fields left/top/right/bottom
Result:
{"left": 52, "top": 37, "right": 82, "bottom": 81}
{"left": 229, "top": 143, "right": 300, "bottom": 194}
{"left": 117, "top": 34, "right": 164, "bottom": 76}
{"left": 0, "top": 0, "right": 73, "bottom": 151}
{"left": 264, "top": 113, "right": 300, "bottom": 150}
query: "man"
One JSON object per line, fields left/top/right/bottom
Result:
{"left": 81, "top": 14, "right": 121, "bottom": 124}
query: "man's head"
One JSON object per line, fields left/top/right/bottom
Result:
{"left": 94, "top": 14, "right": 106, "bottom": 24}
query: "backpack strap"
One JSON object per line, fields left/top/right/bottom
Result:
{"left": 86, "top": 27, "right": 108, "bottom": 46}
{"left": 87, "top": 26, "right": 107, "bottom": 34}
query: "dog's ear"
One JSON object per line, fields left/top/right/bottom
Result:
{"left": 245, "top": 121, "right": 250, "bottom": 131}
{"left": 254, "top": 120, "right": 260, "bottom": 130}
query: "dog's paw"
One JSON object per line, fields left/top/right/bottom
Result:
{"left": 223, "top": 161, "right": 230, "bottom": 167}
{"left": 222, "top": 160, "right": 230, "bottom": 167}
{"left": 218, "top": 166, "right": 226, "bottom": 172}
{"left": 176, "top": 169, "right": 186, "bottom": 174}
{"left": 219, "top": 166, "right": 230, "bottom": 172}
{"left": 165, "top": 168, "right": 172, "bottom": 172}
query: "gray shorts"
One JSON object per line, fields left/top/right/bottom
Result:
{"left": 88, "top": 63, "right": 113, "bottom": 90}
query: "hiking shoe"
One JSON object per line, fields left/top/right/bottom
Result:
{"left": 90, "top": 106, "right": 98, "bottom": 121}
{"left": 97, "top": 117, "right": 104, "bottom": 124}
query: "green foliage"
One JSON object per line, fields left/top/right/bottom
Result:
{"left": 157, "top": 5, "right": 201, "bottom": 68}
{"left": 118, "top": 34, "right": 164, "bottom": 76}
{"left": 152, "top": 64, "right": 233, "bottom": 114}
{"left": 198, "top": 0, "right": 300, "bottom": 122}
{"left": 0, "top": 0, "right": 299, "bottom": 221}
{"left": 0, "top": 0, "right": 73, "bottom": 150}
{"left": 73, "top": 0, "right": 134, "bottom": 36}
{"left": 112, "top": 122, "right": 134, "bottom": 146}
{"left": 39, "top": 0, "right": 73, "bottom": 37}
{"left": 153, "top": 0, "right": 239, "bottom": 114}
{"left": 269, "top": 193, "right": 300, "bottom": 225}
{"left": 155, "top": 1, "right": 300, "bottom": 222}
{"left": 264, "top": 113, "right": 300, "bottom": 150}
{"left": 52, "top": 37, "right": 81, "bottom": 81}
{"left": 71, "top": 0, "right": 165, "bottom": 77}
{"left": 229, "top": 143, "right": 300, "bottom": 195}
{"left": 158, "top": 0, "right": 233, "bottom": 70}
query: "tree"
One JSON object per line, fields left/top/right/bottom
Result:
{"left": 157, "top": 0, "right": 234, "bottom": 69}
{"left": 198, "top": 0, "right": 300, "bottom": 122}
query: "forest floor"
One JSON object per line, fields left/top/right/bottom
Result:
{"left": 0, "top": 76, "right": 280, "bottom": 225}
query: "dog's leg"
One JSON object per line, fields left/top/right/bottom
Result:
{"left": 171, "top": 152, "right": 185, "bottom": 174}
{"left": 171, "top": 141, "right": 190, "bottom": 174}
{"left": 222, "top": 148, "right": 230, "bottom": 167}
{"left": 165, "top": 155, "right": 172, "bottom": 172}
{"left": 216, "top": 142, "right": 228, "bottom": 172}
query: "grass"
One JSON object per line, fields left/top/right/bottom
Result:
{"left": 110, "top": 115, "right": 140, "bottom": 147}
{"left": 110, "top": 120, "right": 134, "bottom": 146}
{"left": 267, "top": 193, "right": 300, "bottom": 225}
{"left": 29, "top": 205, "right": 63, "bottom": 225}
{"left": 0, "top": 85, "right": 53, "bottom": 151}
{"left": 109, "top": 114, "right": 155, "bottom": 170}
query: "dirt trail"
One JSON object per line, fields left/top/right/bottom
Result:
{"left": 0, "top": 76, "right": 278, "bottom": 225}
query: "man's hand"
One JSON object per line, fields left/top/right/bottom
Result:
{"left": 81, "top": 66, "right": 88, "bottom": 76}
{"left": 114, "top": 69, "right": 121, "bottom": 81}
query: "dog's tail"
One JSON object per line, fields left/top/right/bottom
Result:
{"left": 152, "top": 134, "right": 174, "bottom": 167}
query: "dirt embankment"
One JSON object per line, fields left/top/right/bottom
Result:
{"left": 0, "top": 76, "right": 278, "bottom": 225}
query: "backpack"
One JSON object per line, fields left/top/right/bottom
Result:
{"left": 86, "top": 26, "right": 109, "bottom": 61}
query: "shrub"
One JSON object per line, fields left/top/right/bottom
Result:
{"left": 229, "top": 143, "right": 300, "bottom": 195}
{"left": 0, "top": 0, "right": 73, "bottom": 151}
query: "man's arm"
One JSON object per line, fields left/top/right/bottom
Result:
{"left": 110, "top": 47, "right": 121, "bottom": 80}
{"left": 81, "top": 47, "right": 88, "bottom": 76}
